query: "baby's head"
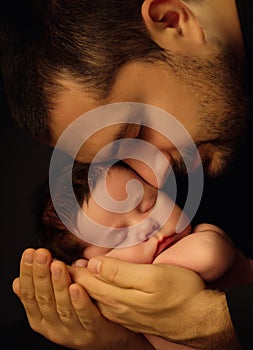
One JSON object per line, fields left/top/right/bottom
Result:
{"left": 41, "top": 161, "right": 191, "bottom": 265}
{"left": 41, "top": 161, "right": 94, "bottom": 264}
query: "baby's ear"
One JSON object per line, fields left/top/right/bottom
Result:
{"left": 72, "top": 258, "right": 88, "bottom": 267}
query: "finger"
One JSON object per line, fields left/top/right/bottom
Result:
{"left": 69, "top": 283, "right": 134, "bottom": 344}
{"left": 19, "top": 249, "right": 44, "bottom": 324}
{"left": 12, "top": 277, "right": 21, "bottom": 298}
{"left": 69, "top": 265, "right": 126, "bottom": 303}
{"left": 50, "top": 260, "right": 81, "bottom": 326}
{"left": 31, "top": 248, "right": 59, "bottom": 323}
{"left": 69, "top": 281, "right": 135, "bottom": 335}
{"left": 69, "top": 283, "right": 103, "bottom": 328}
{"left": 69, "top": 270, "right": 151, "bottom": 329}
{"left": 72, "top": 258, "right": 88, "bottom": 267}
{"left": 69, "top": 265, "right": 150, "bottom": 311}
{"left": 87, "top": 257, "right": 157, "bottom": 291}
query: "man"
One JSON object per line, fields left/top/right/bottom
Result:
{"left": 1, "top": 0, "right": 252, "bottom": 349}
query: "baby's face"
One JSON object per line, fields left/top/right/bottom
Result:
{"left": 80, "top": 165, "right": 191, "bottom": 263}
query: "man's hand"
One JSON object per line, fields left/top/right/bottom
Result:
{"left": 13, "top": 248, "right": 154, "bottom": 350}
{"left": 69, "top": 257, "right": 241, "bottom": 349}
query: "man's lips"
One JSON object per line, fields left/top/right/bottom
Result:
{"left": 155, "top": 234, "right": 176, "bottom": 258}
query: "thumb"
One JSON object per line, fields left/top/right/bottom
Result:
{"left": 87, "top": 256, "right": 155, "bottom": 291}
{"left": 12, "top": 278, "right": 21, "bottom": 298}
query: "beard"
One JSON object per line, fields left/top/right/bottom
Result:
{"left": 163, "top": 40, "right": 249, "bottom": 177}
{"left": 171, "top": 141, "right": 241, "bottom": 177}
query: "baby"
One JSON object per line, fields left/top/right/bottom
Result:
{"left": 40, "top": 161, "right": 252, "bottom": 350}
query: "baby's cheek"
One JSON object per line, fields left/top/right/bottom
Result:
{"left": 105, "top": 247, "right": 135, "bottom": 261}
{"left": 106, "top": 244, "right": 155, "bottom": 264}
{"left": 84, "top": 245, "right": 110, "bottom": 259}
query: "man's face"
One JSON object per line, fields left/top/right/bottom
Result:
{"left": 50, "top": 48, "right": 248, "bottom": 186}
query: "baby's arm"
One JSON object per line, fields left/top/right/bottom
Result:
{"left": 147, "top": 224, "right": 253, "bottom": 350}
{"left": 144, "top": 224, "right": 245, "bottom": 350}
{"left": 153, "top": 224, "right": 238, "bottom": 283}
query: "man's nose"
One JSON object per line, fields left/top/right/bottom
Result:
{"left": 117, "top": 138, "right": 172, "bottom": 188}
{"left": 124, "top": 155, "right": 171, "bottom": 188}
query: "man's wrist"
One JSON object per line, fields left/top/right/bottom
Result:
{"left": 181, "top": 289, "right": 241, "bottom": 350}
{"left": 126, "top": 332, "right": 155, "bottom": 350}
{"left": 107, "top": 325, "right": 155, "bottom": 350}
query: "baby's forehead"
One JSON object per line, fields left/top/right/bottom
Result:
{"left": 87, "top": 162, "right": 144, "bottom": 202}
{"left": 91, "top": 162, "right": 137, "bottom": 180}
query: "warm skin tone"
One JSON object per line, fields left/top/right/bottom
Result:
{"left": 14, "top": 164, "right": 253, "bottom": 350}
{"left": 50, "top": 0, "right": 247, "bottom": 185}
{"left": 77, "top": 165, "right": 237, "bottom": 284}
{"left": 14, "top": 164, "right": 252, "bottom": 350}
{"left": 78, "top": 165, "right": 191, "bottom": 264}
{"left": 13, "top": 0, "right": 249, "bottom": 349}
{"left": 73, "top": 165, "right": 251, "bottom": 350}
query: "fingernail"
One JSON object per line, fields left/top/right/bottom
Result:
{"left": 88, "top": 258, "right": 102, "bottom": 274}
{"left": 35, "top": 253, "right": 47, "bottom": 265}
{"left": 24, "top": 252, "right": 34, "bottom": 265}
{"left": 51, "top": 265, "right": 62, "bottom": 279}
{"left": 70, "top": 286, "right": 80, "bottom": 300}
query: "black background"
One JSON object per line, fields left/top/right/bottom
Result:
{"left": 0, "top": 78, "right": 67, "bottom": 348}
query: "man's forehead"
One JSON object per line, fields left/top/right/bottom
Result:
{"left": 50, "top": 62, "right": 155, "bottom": 142}
{"left": 50, "top": 79, "right": 101, "bottom": 142}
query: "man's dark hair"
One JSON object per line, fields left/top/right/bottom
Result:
{"left": 1, "top": 0, "right": 168, "bottom": 143}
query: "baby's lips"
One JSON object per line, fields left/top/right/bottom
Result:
{"left": 135, "top": 218, "right": 160, "bottom": 241}
{"left": 117, "top": 218, "right": 160, "bottom": 247}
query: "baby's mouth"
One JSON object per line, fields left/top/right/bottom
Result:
{"left": 115, "top": 219, "right": 160, "bottom": 248}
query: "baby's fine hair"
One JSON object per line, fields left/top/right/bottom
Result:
{"left": 40, "top": 160, "right": 105, "bottom": 264}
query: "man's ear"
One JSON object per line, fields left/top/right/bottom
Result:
{"left": 141, "top": 0, "right": 206, "bottom": 52}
